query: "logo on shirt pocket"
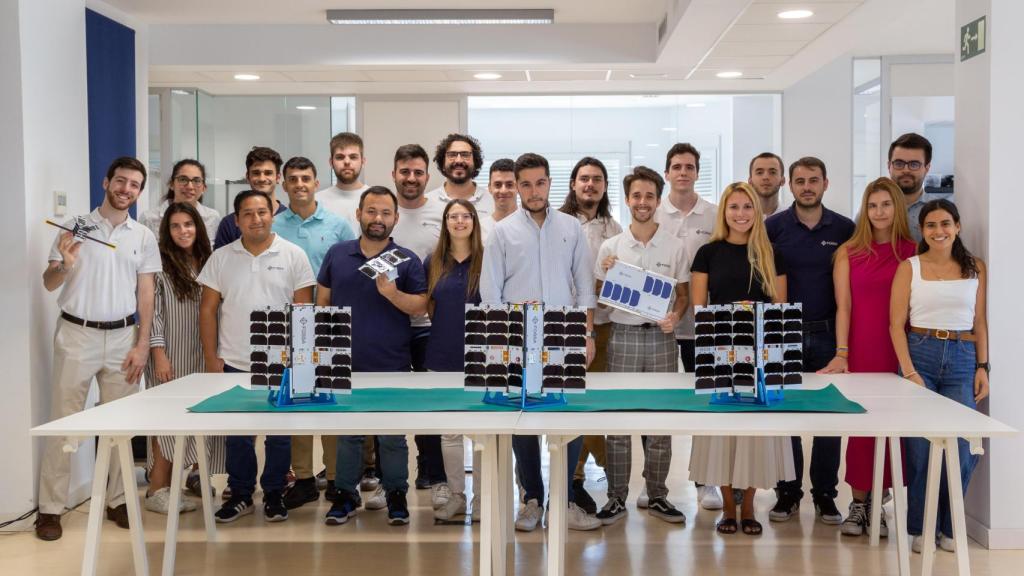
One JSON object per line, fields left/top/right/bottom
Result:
{"left": 267, "top": 265, "right": 286, "bottom": 271}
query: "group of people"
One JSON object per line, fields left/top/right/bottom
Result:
{"left": 35, "top": 131, "right": 988, "bottom": 558}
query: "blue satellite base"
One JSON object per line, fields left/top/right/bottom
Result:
{"left": 267, "top": 368, "right": 338, "bottom": 407}
{"left": 482, "top": 380, "right": 567, "bottom": 411}
{"left": 709, "top": 368, "right": 784, "bottom": 407}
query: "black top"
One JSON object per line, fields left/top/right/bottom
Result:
{"left": 690, "top": 240, "right": 786, "bottom": 305}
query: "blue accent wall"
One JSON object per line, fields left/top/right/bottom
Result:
{"left": 85, "top": 9, "right": 136, "bottom": 214}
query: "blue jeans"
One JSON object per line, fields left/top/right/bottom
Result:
{"left": 904, "top": 333, "right": 980, "bottom": 537}
{"left": 223, "top": 364, "right": 291, "bottom": 499}
{"left": 514, "top": 435, "right": 583, "bottom": 504}
{"left": 336, "top": 435, "right": 409, "bottom": 496}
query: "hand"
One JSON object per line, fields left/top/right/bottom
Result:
{"left": 586, "top": 337, "right": 596, "bottom": 367}
{"left": 906, "top": 373, "right": 925, "bottom": 387}
{"left": 152, "top": 349, "right": 174, "bottom": 383}
{"left": 657, "top": 311, "right": 678, "bottom": 334}
{"left": 375, "top": 273, "right": 398, "bottom": 301}
{"left": 57, "top": 232, "right": 83, "bottom": 270}
{"left": 818, "top": 356, "right": 849, "bottom": 374}
{"left": 122, "top": 344, "right": 149, "bottom": 385}
{"left": 601, "top": 255, "right": 618, "bottom": 272}
{"left": 205, "top": 356, "right": 224, "bottom": 373}
{"left": 974, "top": 368, "right": 989, "bottom": 402}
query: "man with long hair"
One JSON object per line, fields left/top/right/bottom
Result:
{"left": 426, "top": 133, "right": 494, "bottom": 219}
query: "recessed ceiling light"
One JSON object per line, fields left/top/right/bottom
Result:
{"left": 326, "top": 9, "right": 553, "bottom": 25}
{"left": 716, "top": 71, "right": 743, "bottom": 79}
{"left": 234, "top": 74, "right": 261, "bottom": 81}
{"left": 296, "top": 106, "right": 317, "bottom": 111}
{"left": 629, "top": 73, "right": 668, "bottom": 79}
{"left": 686, "top": 102, "right": 707, "bottom": 108}
{"left": 473, "top": 72, "right": 503, "bottom": 80}
{"left": 778, "top": 9, "right": 813, "bottom": 19}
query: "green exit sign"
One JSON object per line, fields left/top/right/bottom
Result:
{"left": 961, "top": 16, "right": 986, "bottom": 62}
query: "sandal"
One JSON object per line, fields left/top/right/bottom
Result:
{"left": 741, "top": 518, "right": 763, "bottom": 536}
{"left": 716, "top": 517, "right": 738, "bottom": 534}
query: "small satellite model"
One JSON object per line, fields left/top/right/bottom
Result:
{"left": 693, "top": 301, "right": 803, "bottom": 405}
{"left": 464, "top": 303, "right": 588, "bottom": 408}
{"left": 359, "top": 249, "right": 410, "bottom": 281}
{"left": 249, "top": 304, "right": 352, "bottom": 406}
{"left": 45, "top": 217, "right": 117, "bottom": 249}
{"left": 598, "top": 260, "right": 676, "bottom": 322}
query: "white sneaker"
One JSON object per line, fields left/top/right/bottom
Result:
{"left": 912, "top": 535, "right": 936, "bottom": 554}
{"left": 365, "top": 485, "right": 387, "bottom": 510}
{"left": 938, "top": 534, "right": 956, "bottom": 552}
{"left": 697, "top": 485, "right": 723, "bottom": 510}
{"left": 434, "top": 492, "right": 467, "bottom": 521}
{"left": 515, "top": 498, "right": 543, "bottom": 532}
{"left": 470, "top": 495, "right": 480, "bottom": 522}
{"left": 145, "top": 487, "right": 198, "bottom": 515}
{"left": 567, "top": 502, "right": 601, "bottom": 531}
{"left": 637, "top": 487, "right": 649, "bottom": 509}
{"left": 431, "top": 483, "right": 452, "bottom": 511}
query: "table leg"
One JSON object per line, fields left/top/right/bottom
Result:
{"left": 161, "top": 435, "right": 186, "bottom": 576}
{"left": 475, "top": 434, "right": 501, "bottom": 576}
{"left": 546, "top": 435, "right": 569, "bottom": 576}
{"left": 943, "top": 437, "right": 972, "bottom": 576}
{"left": 497, "top": 435, "right": 514, "bottom": 553}
{"left": 116, "top": 436, "right": 150, "bottom": 576}
{"left": 81, "top": 436, "right": 113, "bottom": 576}
{"left": 921, "top": 438, "right": 944, "bottom": 576}
{"left": 871, "top": 436, "right": 886, "bottom": 545}
{"left": 194, "top": 435, "right": 216, "bottom": 542}
{"left": 888, "top": 436, "right": 910, "bottom": 576}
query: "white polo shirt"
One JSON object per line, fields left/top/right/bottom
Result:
{"left": 655, "top": 195, "right": 717, "bottom": 339}
{"left": 316, "top": 184, "right": 369, "bottom": 233}
{"left": 139, "top": 200, "right": 222, "bottom": 247}
{"left": 425, "top": 183, "right": 495, "bottom": 220}
{"left": 578, "top": 214, "right": 623, "bottom": 326}
{"left": 49, "top": 209, "right": 162, "bottom": 322}
{"left": 197, "top": 234, "right": 316, "bottom": 370}
{"left": 393, "top": 198, "right": 444, "bottom": 329}
{"left": 595, "top": 224, "right": 690, "bottom": 326}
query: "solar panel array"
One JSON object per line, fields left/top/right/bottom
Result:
{"left": 249, "top": 305, "right": 353, "bottom": 395}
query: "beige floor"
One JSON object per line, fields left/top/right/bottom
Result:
{"left": 2, "top": 436, "right": 1020, "bottom": 575}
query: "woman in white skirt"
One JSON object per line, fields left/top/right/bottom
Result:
{"left": 688, "top": 182, "right": 796, "bottom": 535}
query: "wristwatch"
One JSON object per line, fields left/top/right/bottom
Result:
{"left": 586, "top": 331, "right": 597, "bottom": 339}
{"left": 976, "top": 362, "right": 990, "bottom": 374}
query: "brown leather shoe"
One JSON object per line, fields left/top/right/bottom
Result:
{"left": 106, "top": 504, "right": 130, "bottom": 529}
{"left": 35, "top": 513, "right": 62, "bottom": 541}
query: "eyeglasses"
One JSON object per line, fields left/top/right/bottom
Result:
{"left": 447, "top": 213, "right": 474, "bottom": 222}
{"left": 445, "top": 151, "right": 473, "bottom": 160}
{"left": 890, "top": 160, "right": 924, "bottom": 170}
{"left": 174, "top": 176, "right": 205, "bottom": 186}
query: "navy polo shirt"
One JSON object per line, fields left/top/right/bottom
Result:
{"left": 423, "top": 256, "right": 481, "bottom": 372}
{"left": 766, "top": 205, "right": 854, "bottom": 322}
{"left": 213, "top": 202, "right": 288, "bottom": 250}
{"left": 317, "top": 238, "right": 427, "bottom": 372}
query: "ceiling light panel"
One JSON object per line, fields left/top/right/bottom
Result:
{"left": 326, "top": 9, "right": 554, "bottom": 25}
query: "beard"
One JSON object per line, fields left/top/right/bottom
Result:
{"left": 397, "top": 184, "right": 424, "bottom": 201}
{"left": 443, "top": 162, "right": 473, "bottom": 185}
{"left": 361, "top": 222, "right": 391, "bottom": 240}
{"left": 523, "top": 199, "right": 549, "bottom": 214}
{"left": 579, "top": 196, "right": 599, "bottom": 211}
{"left": 335, "top": 169, "right": 360, "bottom": 186}
{"left": 898, "top": 177, "right": 921, "bottom": 195}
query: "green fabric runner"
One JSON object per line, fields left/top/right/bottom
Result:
{"left": 188, "top": 384, "right": 864, "bottom": 414}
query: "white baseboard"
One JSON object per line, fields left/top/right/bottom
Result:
{"left": 967, "top": 514, "right": 1024, "bottom": 549}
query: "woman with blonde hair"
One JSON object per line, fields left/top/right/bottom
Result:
{"left": 820, "top": 177, "right": 916, "bottom": 537}
{"left": 688, "top": 182, "right": 794, "bottom": 535}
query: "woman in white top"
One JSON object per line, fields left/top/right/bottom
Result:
{"left": 140, "top": 159, "right": 221, "bottom": 245}
{"left": 889, "top": 199, "right": 989, "bottom": 553}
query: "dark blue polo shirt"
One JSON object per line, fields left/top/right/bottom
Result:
{"left": 766, "top": 205, "right": 854, "bottom": 322}
{"left": 213, "top": 202, "right": 288, "bottom": 250}
{"left": 317, "top": 238, "right": 427, "bottom": 372}
{"left": 423, "top": 256, "right": 481, "bottom": 372}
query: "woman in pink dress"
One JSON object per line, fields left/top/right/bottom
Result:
{"left": 820, "top": 177, "right": 916, "bottom": 537}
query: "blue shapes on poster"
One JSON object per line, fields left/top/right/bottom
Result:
{"left": 611, "top": 283, "right": 622, "bottom": 301}
{"left": 643, "top": 276, "right": 654, "bottom": 293}
{"left": 629, "top": 289, "right": 641, "bottom": 307}
{"left": 601, "top": 281, "right": 614, "bottom": 299}
{"left": 660, "top": 281, "right": 672, "bottom": 299}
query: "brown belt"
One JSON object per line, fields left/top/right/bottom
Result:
{"left": 909, "top": 326, "right": 976, "bottom": 342}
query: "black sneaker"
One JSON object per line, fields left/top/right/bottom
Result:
{"left": 283, "top": 477, "right": 319, "bottom": 510}
{"left": 263, "top": 491, "right": 288, "bottom": 522}
{"left": 215, "top": 496, "right": 254, "bottom": 523}
{"left": 324, "top": 483, "right": 341, "bottom": 503}
{"left": 647, "top": 497, "right": 686, "bottom": 525}
{"left": 386, "top": 490, "right": 410, "bottom": 525}
{"left": 324, "top": 492, "right": 360, "bottom": 526}
{"left": 769, "top": 493, "right": 800, "bottom": 522}
{"left": 315, "top": 469, "right": 328, "bottom": 491}
{"left": 414, "top": 471, "right": 432, "bottom": 490}
{"left": 572, "top": 479, "right": 598, "bottom": 515}
{"left": 596, "top": 496, "right": 627, "bottom": 526}
{"left": 814, "top": 496, "right": 843, "bottom": 525}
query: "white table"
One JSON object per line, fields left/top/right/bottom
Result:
{"left": 516, "top": 373, "right": 1016, "bottom": 576}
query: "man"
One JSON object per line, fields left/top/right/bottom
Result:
{"left": 199, "top": 190, "right": 316, "bottom": 524}
{"left": 766, "top": 157, "right": 855, "bottom": 526}
{"left": 35, "top": 157, "right": 160, "bottom": 541}
{"left": 654, "top": 143, "right": 721, "bottom": 510}
{"left": 317, "top": 132, "right": 370, "bottom": 231}
{"left": 317, "top": 186, "right": 428, "bottom": 527}
{"left": 594, "top": 166, "right": 689, "bottom": 527}
{"left": 888, "top": 132, "right": 939, "bottom": 241}
{"left": 214, "top": 146, "right": 288, "bottom": 249}
{"left": 481, "top": 153, "right": 601, "bottom": 532}
{"left": 426, "top": 133, "right": 494, "bottom": 219}
{"left": 748, "top": 152, "right": 787, "bottom": 217}
{"left": 389, "top": 144, "right": 448, "bottom": 496}
{"left": 558, "top": 157, "right": 623, "bottom": 515}
{"left": 479, "top": 158, "right": 517, "bottom": 240}
{"left": 272, "top": 157, "right": 356, "bottom": 511}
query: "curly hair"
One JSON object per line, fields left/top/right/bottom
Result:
{"left": 433, "top": 133, "right": 483, "bottom": 179}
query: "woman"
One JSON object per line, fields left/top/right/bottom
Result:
{"left": 890, "top": 199, "right": 988, "bottom": 553}
{"left": 821, "top": 177, "right": 916, "bottom": 537}
{"left": 424, "top": 199, "right": 483, "bottom": 521}
{"left": 687, "top": 182, "right": 793, "bottom": 536}
{"left": 143, "top": 203, "right": 225, "bottom": 514}
{"left": 140, "top": 159, "right": 221, "bottom": 245}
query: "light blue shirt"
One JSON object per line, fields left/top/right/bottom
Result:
{"left": 481, "top": 206, "right": 596, "bottom": 308}
{"left": 272, "top": 202, "right": 356, "bottom": 275}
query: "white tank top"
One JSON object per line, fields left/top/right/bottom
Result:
{"left": 908, "top": 256, "right": 978, "bottom": 331}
